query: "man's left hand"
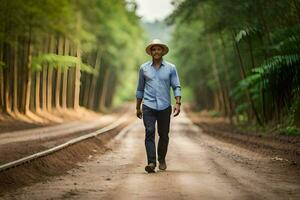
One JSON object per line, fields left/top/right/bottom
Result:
{"left": 173, "top": 104, "right": 181, "bottom": 117}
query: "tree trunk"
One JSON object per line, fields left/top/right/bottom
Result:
{"left": 20, "top": 36, "right": 27, "bottom": 113}
{"left": 292, "top": 0, "right": 300, "bottom": 23}
{"left": 25, "top": 31, "right": 32, "bottom": 114}
{"left": 47, "top": 35, "right": 55, "bottom": 111}
{"left": 35, "top": 71, "right": 41, "bottom": 112}
{"left": 0, "top": 67, "right": 3, "bottom": 112}
{"left": 55, "top": 36, "right": 64, "bottom": 109}
{"left": 73, "top": 46, "right": 81, "bottom": 110}
{"left": 0, "top": 42, "right": 4, "bottom": 111}
{"left": 106, "top": 73, "right": 116, "bottom": 108}
{"left": 4, "top": 43, "right": 11, "bottom": 113}
{"left": 247, "top": 38, "right": 256, "bottom": 69}
{"left": 257, "top": 1, "right": 272, "bottom": 45}
{"left": 256, "top": 32, "right": 269, "bottom": 122}
{"left": 67, "top": 46, "right": 75, "bottom": 108}
{"left": 41, "top": 37, "right": 48, "bottom": 111}
{"left": 207, "top": 35, "right": 226, "bottom": 115}
{"left": 219, "top": 32, "right": 234, "bottom": 122}
{"left": 82, "top": 73, "right": 91, "bottom": 107}
{"left": 74, "top": 14, "right": 81, "bottom": 110}
{"left": 62, "top": 38, "right": 69, "bottom": 110}
{"left": 232, "top": 30, "right": 263, "bottom": 126}
{"left": 99, "top": 68, "right": 110, "bottom": 111}
{"left": 12, "top": 36, "right": 19, "bottom": 114}
{"left": 74, "top": 54, "right": 81, "bottom": 110}
{"left": 4, "top": 68, "right": 11, "bottom": 113}
{"left": 81, "top": 54, "right": 92, "bottom": 107}
{"left": 294, "top": 95, "right": 300, "bottom": 128}
{"left": 42, "top": 67, "right": 47, "bottom": 111}
{"left": 88, "top": 49, "right": 102, "bottom": 109}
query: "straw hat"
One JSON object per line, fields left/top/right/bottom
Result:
{"left": 145, "top": 39, "right": 169, "bottom": 56}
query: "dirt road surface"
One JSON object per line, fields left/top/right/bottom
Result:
{"left": 2, "top": 111, "right": 300, "bottom": 199}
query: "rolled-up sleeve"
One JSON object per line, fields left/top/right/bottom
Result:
{"left": 171, "top": 66, "right": 181, "bottom": 97}
{"left": 136, "top": 67, "right": 145, "bottom": 99}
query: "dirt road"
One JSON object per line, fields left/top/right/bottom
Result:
{"left": 2, "top": 112, "right": 300, "bottom": 199}
{"left": 0, "top": 108, "right": 130, "bottom": 165}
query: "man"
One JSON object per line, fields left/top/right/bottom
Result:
{"left": 136, "top": 39, "right": 181, "bottom": 173}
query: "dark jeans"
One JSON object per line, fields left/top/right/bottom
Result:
{"left": 142, "top": 104, "right": 172, "bottom": 166}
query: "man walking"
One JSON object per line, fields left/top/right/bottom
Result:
{"left": 136, "top": 39, "right": 181, "bottom": 173}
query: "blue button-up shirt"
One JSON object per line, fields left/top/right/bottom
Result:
{"left": 136, "top": 60, "right": 181, "bottom": 110}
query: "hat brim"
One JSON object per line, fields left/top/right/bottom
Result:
{"left": 145, "top": 44, "right": 169, "bottom": 56}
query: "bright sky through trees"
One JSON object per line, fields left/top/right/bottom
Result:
{"left": 135, "top": 0, "right": 175, "bottom": 22}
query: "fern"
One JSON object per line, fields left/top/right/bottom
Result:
{"left": 272, "top": 35, "right": 300, "bottom": 53}
{"left": 235, "top": 27, "right": 260, "bottom": 42}
{"left": 253, "top": 53, "right": 300, "bottom": 117}
{"left": 230, "top": 72, "right": 261, "bottom": 100}
{"left": 254, "top": 54, "right": 300, "bottom": 73}
{"left": 270, "top": 26, "right": 300, "bottom": 53}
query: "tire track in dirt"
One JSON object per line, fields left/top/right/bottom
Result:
{"left": 2, "top": 111, "right": 300, "bottom": 199}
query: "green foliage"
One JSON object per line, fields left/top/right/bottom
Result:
{"left": 271, "top": 27, "right": 300, "bottom": 53}
{"left": 0, "top": 0, "right": 147, "bottom": 112}
{"left": 252, "top": 26, "right": 300, "bottom": 115}
{"left": 257, "top": 55, "right": 300, "bottom": 72}
{"left": 208, "top": 110, "right": 221, "bottom": 117}
{"left": 235, "top": 27, "right": 260, "bottom": 42}
{"left": 169, "top": 0, "right": 300, "bottom": 130}
{"left": 31, "top": 54, "right": 96, "bottom": 74}
{"left": 181, "top": 87, "right": 194, "bottom": 103}
{"left": 0, "top": 61, "right": 6, "bottom": 69}
{"left": 279, "top": 126, "right": 300, "bottom": 136}
{"left": 235, "top": 73, "right": 261, "bottom": 92}
{"left": 235, "top": 102, "right": 250, "bottom": 115}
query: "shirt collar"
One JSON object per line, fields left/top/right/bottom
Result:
{"left": 150, "top": 60, "right": 166, "bottom": 67}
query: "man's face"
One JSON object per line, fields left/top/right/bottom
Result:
{"left": 151, "top": 45, "right": 163, "bottom": 59}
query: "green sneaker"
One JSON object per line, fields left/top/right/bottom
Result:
{"left": 145, "top": 163, "right": 156, "bottom": 173}
{"left": 159, "top": 161, "right": 167, "bottom": 170}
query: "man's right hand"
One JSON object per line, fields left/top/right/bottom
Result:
{"left": 136, "top": 108, "right": 142, "bottom": 119}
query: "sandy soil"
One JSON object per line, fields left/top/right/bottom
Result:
{"left": 2, "top": 111, "right": 300, "bottom": 199}
{"left": 0, "top": 107, "right": 102, "bottom": 133}
{"left": 0, "top": 105, "right": 131, "bottom": 165}
{"left": 185, "top": 108, "right": 300, "bottom": 165}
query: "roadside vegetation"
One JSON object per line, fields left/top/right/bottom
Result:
{"left": 0, "top": 0, "right": 146, "bottom": 122}
{"left": 168, "top": 0, "right": 300, "bottom": 135}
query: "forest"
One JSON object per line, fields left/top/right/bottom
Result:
{"left": 0, "top": 0, "right": 146, "bottom": 120}
{"left": 0, "top": 1, "right": 300, "bottom": 198}
{"left": 168, "top": 0, "right": 300, "bottom": 134}
{"left": 0, "top": 0, "right": 299, "bottom": 134}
